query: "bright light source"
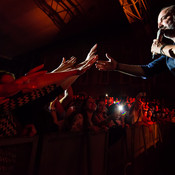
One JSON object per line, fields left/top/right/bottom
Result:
{"left": 118, "top": 105, "right": 123, "bottom": 111}
{"left": 106, "top": 94, "right": 108, "bottom": 97}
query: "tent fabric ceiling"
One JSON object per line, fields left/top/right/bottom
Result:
{"left": 0, "top": 0, "right": 136, "bottom": 59}
{"left": 0, "top": 0, "right": 174, "bottom": 59}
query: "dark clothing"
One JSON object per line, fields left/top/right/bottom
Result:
{"left": 0, "top": 85, "right": 64, "bottom": 136}
{"left": 141, "top": 43, "right": 175, "bottom": 78}
{"left": 14, "top": 86, "right": 64, "bottom": 134}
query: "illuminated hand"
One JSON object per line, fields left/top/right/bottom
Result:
{"left": 74, "top": 44, "right": 98, "bottom": 68}
{"left": 52, "top": 57, "right": 77, "bottom": 73}
{"left": 85, "top": 43, "right": 98, "bottom": 61}
{"left": 151, "top": 39, "right": 164, "bottom": 55}
{"left": 70, "top": 44, "right": 98, "bottom": 74}
{"left": 95, "top": 53, "right": 118, "bottom": 71}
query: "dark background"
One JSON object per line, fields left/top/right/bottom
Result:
{"left": 0, "top": 0, "right": 175, "bottom": 106}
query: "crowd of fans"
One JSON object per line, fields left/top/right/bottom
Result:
{"left": 48, "top": 90, "right": 175, "bottom": 137}
{"left": 0, "top": 44, "right": 175, "bottom": 139}
{"left": 0, "top": 45, "right": 175, "bottom": 174}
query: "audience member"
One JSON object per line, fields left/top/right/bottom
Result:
{"left": 0, "top": 44, "right": 98, "bottom": 136}
{"left": 70, "top": 96, "right": 101, "bottom": 132}
{"left": 93, "top": 99, "right": 116, "bottom": 130}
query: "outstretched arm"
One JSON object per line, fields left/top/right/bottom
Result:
{"left": 32, "top": 44, "right": 98, "bottom": 90}
{"left": 95, "top": 53, "right": 145, "bottom": 77}
{"left": 51, "top": 57, "right": 77, "bottom": 73}
{"left": 60, "top": 44, "right": 98, "bottom": 90}
{"left": 0, "top": 64, "right": 47, "bottom": 97}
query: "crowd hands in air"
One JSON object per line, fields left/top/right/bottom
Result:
{"left": 1, "top": 37, "right": 175, "bottom": 137}
{"left": 0, "top": 44, "right": 98, "bottom": 137}
{"left": 0, "top": 44, "right": 98, "bottom": 99}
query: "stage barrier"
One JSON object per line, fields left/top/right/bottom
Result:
{"left": 0, "top": 123, "right": 172, "bottom": 175}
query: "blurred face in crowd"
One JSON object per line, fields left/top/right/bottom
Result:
{"left": 85, "top": 97, "right": 97, "bottom": 112}
{"left": 148, "top": 110, "right": 152, "bottom": 117}
{"left": 73, "top": 114, "right": 83, "bottom": 126}
{"left": 97, "top": 101, "right": 106, "bottom": 113}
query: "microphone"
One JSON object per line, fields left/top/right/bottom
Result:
{"left": 152, "top": 28, "right": 164, "bottom": 59}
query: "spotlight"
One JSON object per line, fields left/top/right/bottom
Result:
{"left": 118, "top": 105, "right": 123, "bottom": 111}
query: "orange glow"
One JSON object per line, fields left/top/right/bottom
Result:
{"left": 118, "top": 0, "right": 148, "bottom": 23}
{"left": 44, "top": 0, "right": 84, "bottom": 24}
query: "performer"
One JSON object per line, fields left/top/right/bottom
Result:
{"left": 95, "top": 5, "right": 175, "bottom": 79}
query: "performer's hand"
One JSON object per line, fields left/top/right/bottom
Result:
{"left": 95, "top": 53, "right": 118, "bottom": 71}
{"left": 151, "top": 39, "right": 164, "bottom": 55}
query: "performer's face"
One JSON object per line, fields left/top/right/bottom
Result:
{"left": 158, "top": 8, "right": 175, "bottom": 29}
{"left": 158, "top": 7, "right": 175, "bottom": 39}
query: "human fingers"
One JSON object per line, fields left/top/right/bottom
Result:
{"left": 85, "top": 55, "right": 98, "bottom": 66}
{"left": 87, "top": 55, "right": 98, "bottom": 65}
{"left": 96, "top": 60, "right": 107, "bottom": 65}
{"left": 88, "top": 51, "right": 96, "bottom": 58}
{"left": 54, "top": 57, "right": 76, "bottom": 72}
{"left": 61, "top": 57, "right": 66, "bottom": 64}
{"left": 60, "top": 57, "right": 77, "bottom": 70}
{"left": 27, "top": 64, "right": 44, "bottom": 74}
{"left": 79, "top": 55, "right": 98, "bottom": 73}
{"left": 90, "top": 44, "right": 97, "bottom": 53}
{"left": 106, "top": 53, "right": 114, "bottom": 62}
{"left": 95, "top": 64, "right": 106, "bottom": 71}
{"left": 151, "top": 40, "right": 161, "bottom": 54}
{"left": 25, "top": 71, "right": 47, "bottom": 80}
{"left": 68, "top": 56, "right": 77, "bottom": 64}
{"left": 85, "top": 44, "right": 97, "bottom": 60}
{"left": 89, "top": 44, "right": 98, "bottom": 55}
{"left": 152, "top": 39, "right": 162, "bottom": 47}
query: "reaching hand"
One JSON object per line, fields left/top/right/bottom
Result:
{"left": 85, "top": 43, "right": 98, "bottom": 61}
{"left": 52, "top": 57, "right": 77, "bottom": 73}
{"left": 59, "top": 44, "right": 98, "bottom": 90}
{"left": 26, "top": 64, "right": 46, "bottom": 75}
{"left": 95, "top": 53, "right": 118, "bottom": 71}
{"left": 75, "top": 44, "right": 98, "bottom": 74}
{"left": 52, "top": 44, "right": 98, "bottom": 75}
{"left": 77, "top": 55, "right": 98, "bottom": 74}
